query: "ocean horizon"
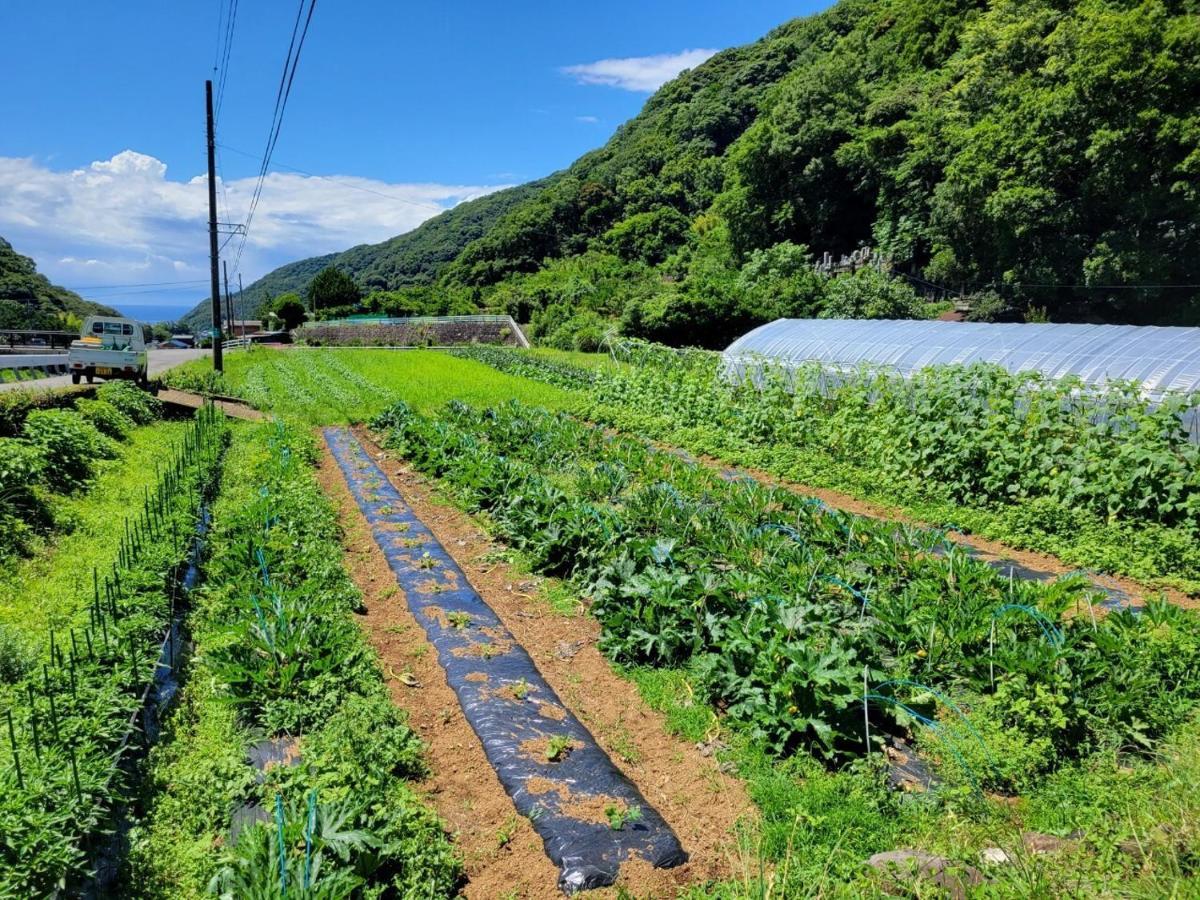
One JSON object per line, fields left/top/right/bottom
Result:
{"left": 109, "top": 301, "right": 198, "bottom": 325}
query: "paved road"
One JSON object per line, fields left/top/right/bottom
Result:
{"left": 0, "top": 348, "right": 210, "bottom": 393}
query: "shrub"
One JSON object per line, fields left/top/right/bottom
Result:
{"left": 820, "top": 267, "right": 921, "bottom": 319}
{"left": 20, "top": 409, "right": 114, "bottom": 491}
{"left": 0, "top": 624, "right": 36, "bottom": 684}
{"left": 96, "top": 380, "right": 162, "bottom": 424}
{"left": 75, "top": 398, "right": 132, "bottom": 439}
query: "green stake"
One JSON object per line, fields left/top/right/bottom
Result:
{"left": 6, "top": 710, "right": 23, "bottom": 789}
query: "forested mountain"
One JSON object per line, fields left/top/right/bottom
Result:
{"left": 199, "top": 0, "right": 1200, "bottom": 347}
{"left": 178, "top": 180, "right": 546, "bottom": 331}
{"left": 0, "top": 237, "right": 118, "bottom": 330}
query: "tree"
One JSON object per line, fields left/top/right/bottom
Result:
{"left": 270, "top": 292, "right": 308, "bottom": 330}
{"left": 821, "top": 267, "right": 920, "bottom": 320}
{"left": 306, "top": 267, "right": 360, "bottom": 314}
{"left": 737, "top": 242, "right": 828, "bottom": 320}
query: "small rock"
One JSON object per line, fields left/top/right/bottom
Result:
{"left": 554, "top": 640, "right": 584, "bottom": 660}
{"left": 867, "top": 849, "right": 983, "bottom": 899}
{"left": 695, "top": 737, "right": 729, "bottom": 758}
{"left": 1117, "top": 837, "right": 1145, "bottom": 861}
{"left": 1022, "top": 831, "right": 1079, "bottom": 855}
{"left": 980, "top": 847, "right": 1011, "bottom": 865}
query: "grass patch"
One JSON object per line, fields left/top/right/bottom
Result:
{"left": 527, "top": 348, "right": 618, "bottom": 370}
{"left": 0, "top": 419, "right": 188, "bottom": 645}
{"left": 164, "top": 347, "right": 579, "bottom": 424}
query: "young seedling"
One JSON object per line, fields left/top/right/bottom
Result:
{"left": 605, "top": 804, "right": 643, "bottom": 831}
{"left": 417, "top": 552, "right": 437, "bottom": 570}
{"left": 496, "top": 815, "right": 519, "bottom": 848}
{"left": 545, "top": 734, "right": 573, "bottom": 762}
{"left": 447, "top": 611, "right": 471, "bottom": 629}
{"left": 510, "top": 678, "right": 531, "bottom": 700}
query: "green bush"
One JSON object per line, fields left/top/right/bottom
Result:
{"left": 292, "top": 694, "right": 428, "bottom": 791}
{"left": 75, "top": 398, "right": 132, "bottom": 439}
{"left": 0, "top": 437, "right": 48, "bottom": 558}
{"left": 20, "top": 409, "right": 114, "bottom": 491}
{"left": 96, "top": 380, "right": 162, "bottom": 424}
{"left": 820, "top": 267, "right": 921, "bottom": 319}
{"left": 0, "top": 623, "right": 35, "bottom": 684}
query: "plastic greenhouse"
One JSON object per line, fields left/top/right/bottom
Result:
{"left": 721, "top": 319, "right": 1200, "bottom": 401}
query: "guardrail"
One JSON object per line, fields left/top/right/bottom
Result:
{"left": 220, "top": 337, "right": 252, "bottom": 351}
{"left": 0, "top": 353, "right": 70, "bottom": 379}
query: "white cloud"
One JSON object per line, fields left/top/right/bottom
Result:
{"left": 562, "top": 48, "right": 719, "bottom": 92}
{"left": 575, "top": 115, "right": 600, "bottom": 124}
{"left": 0, "top": 151, "right": 506, "bottom": 302}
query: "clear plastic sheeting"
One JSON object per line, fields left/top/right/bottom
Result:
{"left": 721, "top": 319, "right": 1200, "bottom": 400}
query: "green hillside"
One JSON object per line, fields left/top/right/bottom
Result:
{"left": 206, "top": 0, "right": 1200, "bottom": 347}
{"left": 179, "top": 180, "right": 546, "bottom": 331}
{"left": 0, "top": 238, "right": 118, "bottom": 330}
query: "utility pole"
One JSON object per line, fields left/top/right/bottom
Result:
{"left": 238, "top": 273, "right": 245, "bottom": 334}
{"left": 206, "top": 79, "right": 224, "bottom": 372}
{"left": 223, "top": 260, "right": 233, "bottom": 339}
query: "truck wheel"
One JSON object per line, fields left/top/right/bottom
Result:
{"left": 71, "top": 372, "right": 81, "bottom": 385}
{"left": 86, "top": 372, "right": 94, "bottom": 384}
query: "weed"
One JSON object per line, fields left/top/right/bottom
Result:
{"left": 496, "top": 815, "right": 520, "bottom": 848}
{"left": 545, "top": 735, "right": 573, "bottom": 762}
{"left": 605, "top": 804, "right": 643, "bottom": 831}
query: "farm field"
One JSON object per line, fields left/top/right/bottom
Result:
{"left": 138, "top": 345, "right": 1200, "bottom": 896}
{"left": 451, "top": 344, "right": 1200, "bottom": 596}
{"left": 0, "top": 385, "right": 228, "bottom": 892}
{"left": 0, "top": 419, "right": 189, "bottom": 643}
{"left": 162, "top": 346, "right": 577, "bottom": 424}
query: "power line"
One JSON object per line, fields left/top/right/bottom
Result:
{"left": 216, "top": 142, "right": 448, "bottom": 213}
{"left": 214, "top": 0, "right": 239, "bottom": 122}
{"left": 233, "top": 0, "right": 318, "bottom": 274}
{"left": 211, "top": 0, "right": 226, "bottom": 76}
{"left": 68, "top": 279, "right": 210, "bottom": 291}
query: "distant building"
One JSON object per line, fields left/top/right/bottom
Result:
{"left": 229, "top": 320, "right": 262, "bottom": 337}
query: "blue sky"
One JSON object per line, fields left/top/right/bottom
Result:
{"left": 0, "top": 0, "right": 819, "bottom": 314}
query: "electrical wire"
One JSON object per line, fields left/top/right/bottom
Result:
{"left": 214, "top": 0, "right": 239, "bottom": 122}
{"left": 67, "top": 280, "right": 210, "bottom": 291}
{"left": 233, "top": 0, "right": 318, "bottom": 274}
{"left": 217, "top": 142, "right": 449, "bottom": 213}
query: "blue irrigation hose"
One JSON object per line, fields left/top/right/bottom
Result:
{"left": 865, "top": 694, "right": 981, "bottom": 794}
{"left": 820, "top": 575, "right": 870, "bottom": 608}
{"left": 872, "top": 679, "right": 996, "bottom": 774}
{"left": 256, "top": 547, "right": 271, "bottom": 587}
{"left": 755, "top": 522, "right": 807, "bottom": 545}
{"left": 992, "top": 603, "right": 1064, "bottom": 648}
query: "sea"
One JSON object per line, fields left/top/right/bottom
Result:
{"left": 109, "top": 302, "right": 198, "bottom": 325}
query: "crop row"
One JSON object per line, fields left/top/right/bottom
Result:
{"left": 0, "top": 403, "right": 228, "bottom": 894}
{"left": 447, "top": 344, "right": 1200, "bottom": 587}
{"left": 130, "top": 420, "right": 460, "bottom": 896}
{"left": 372, "top": 399, "right": 1200, "bottom": 793}
{"left": 445, "top": 345, "right": 598, "bottom": 390}
{"left": 0, "top": 381, "right": 165, "bottom": 562}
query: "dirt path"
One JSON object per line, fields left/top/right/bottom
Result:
{"left": 316, "top": 431, "right": 753, "bottom": 898}
{"left": 156, "top": 388, "right": 264, "bottom": 421}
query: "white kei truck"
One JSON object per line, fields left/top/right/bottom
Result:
{"left": 67, "top": 316, "right": 149, "bottom": 385}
